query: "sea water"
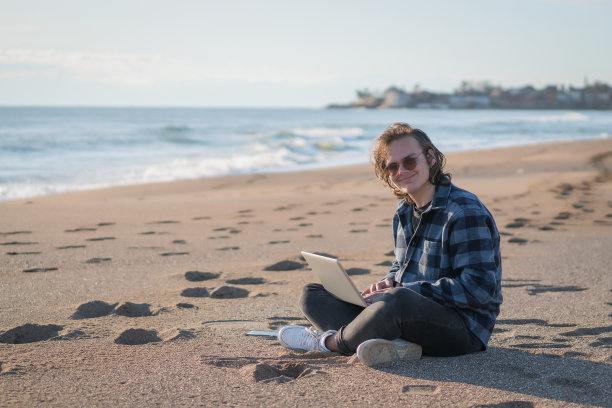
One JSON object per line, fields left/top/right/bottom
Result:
{"left": 1, "top": 107, "right": 610, "bottom": 201}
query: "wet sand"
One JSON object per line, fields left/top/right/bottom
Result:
{"left": 1, "top": 139, "right": 611, "bottom": 407}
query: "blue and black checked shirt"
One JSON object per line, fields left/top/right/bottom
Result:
{"left": 384, "top": 181, "right": 503, "bottom": 347}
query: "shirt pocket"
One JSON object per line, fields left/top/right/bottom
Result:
{"left": 418, "top": 239, "right": 443, "bottom": 279}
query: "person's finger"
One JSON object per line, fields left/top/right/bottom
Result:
{"left": 361, "top": 283, "right": 374, "bottom": 296}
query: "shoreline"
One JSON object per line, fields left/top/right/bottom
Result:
{"left": 1, "top": 138, "right": 611, "bottom": 407}
{"left": 2, "top": 136, "right": 610, "bottom": 204}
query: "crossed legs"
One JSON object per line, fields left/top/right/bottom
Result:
{"left": 299, "top": 283, "right": 483, "bottom": 356}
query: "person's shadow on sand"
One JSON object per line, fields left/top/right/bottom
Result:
{"left": 377, "top": 346, "right": 611, "bottom": 407}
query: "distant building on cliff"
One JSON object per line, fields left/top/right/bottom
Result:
{"left": 379, "top": 87, "right": 412, "bottom": 108}
{"left": 327, "top": 80, "right": 612, "bottom": 110}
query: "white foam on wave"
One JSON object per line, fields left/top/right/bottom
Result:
{"left": 136, "top": 145, "right": 310, "bottom": 183}
{"left": 521, "top": 111, "right": 589, "bottom": 123}
{"left": 315, "top": 137, "right": 345, "bottom": 151}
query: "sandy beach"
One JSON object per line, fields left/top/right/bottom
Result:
{"left": 1, "top": 138, "right": 611, "bottom": 407}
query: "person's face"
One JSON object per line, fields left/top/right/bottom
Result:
{"left": 386, "top": 136, "right": 435, "bottom": 205}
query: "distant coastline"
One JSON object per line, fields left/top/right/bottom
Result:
{"left": 327, "top": 80, "right": 612, "bottom": 110}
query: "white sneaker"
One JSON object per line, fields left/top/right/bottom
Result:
{"left": 277, "top": 325, "right": 335, "bottom": 352}
{"left": 356, "top": 338, "right": 422, "bottom": 367}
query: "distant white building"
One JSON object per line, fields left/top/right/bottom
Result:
{"left": 380, "top": 87, "right": 412, "bottom": 108}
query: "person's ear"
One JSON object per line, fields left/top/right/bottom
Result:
{"left": 427, "top": 149, "right": 436, "bottom": 166}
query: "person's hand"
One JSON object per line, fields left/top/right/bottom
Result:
{"left": 363, "top": 288, "right": 393, "bottom": 305}
{"left": 361, "top": 277, "right": 395, "bottom": 296}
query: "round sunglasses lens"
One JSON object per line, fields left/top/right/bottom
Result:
{"left": 387, "top": 163, "right": 399, "bottom": 174}
{"left": 402, "top": 157, "right": 417, "bottom": 170}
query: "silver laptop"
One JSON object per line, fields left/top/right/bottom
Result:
{"left": 301, "top": 251, "right": 368, "bottom": 307}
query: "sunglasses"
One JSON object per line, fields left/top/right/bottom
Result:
{"left": 385, "top": 152, "right": 424, "bottom": 176}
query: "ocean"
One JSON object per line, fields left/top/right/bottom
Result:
{"left": 1, "top": 107, "right": 610, "bottom": 201}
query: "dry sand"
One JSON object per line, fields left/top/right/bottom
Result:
{"left": 1, "top": 139, "right": 611, "bottom": 407}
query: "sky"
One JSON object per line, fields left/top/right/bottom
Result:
{"left": 1, "top": 0, "right": 611, "bottom": 107}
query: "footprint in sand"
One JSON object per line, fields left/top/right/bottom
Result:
{"left": 65, "top": 228, "right": 96, "bottom": 233}
{"left": 86, "top": 237, "right": 116, "bottom": 242}
{"left": 508, "top": 237, "right": 528, "bottom": 245}
{"left": 71, "top": 300, "right": 118, "bottom": 319}
{"left": 1, "top": 231, "right": 32, "bottom": 236}
{"left": 160, "top": 251, "right": 189, "bottom": 256}
{"left": 23, "top": 267, "right": 58, "bottom": 273}
{"left": 401, "top": 384, "right": 440, "bottom": 395}
{"left": 210, "top": 286, "right": 249, "bottom": 299}
{"left": 86, "top": 257, "right": 112, "bottom": 264}
{"left": 217, "top": 246, "right": 240, "bottom": 251}
{"left": 497, "top": 319, "right": 548, "bottom": 326}
{"left": 181, "top": 288, "right": 210, "bottom": 298}
{"left": 553, "top": 212, "right": 572, "bottom": 220}
{"left": 176, "top": 302, "right": 198, "bottom": 309}
{"left": 264, "top": 260, "right": 306, "bottom": 271}
{"left": 115, "top": 328, "right": 196, "bottom": 345}
{"left": 185, "top": 271, "right": 221, "bottom": 281}
{"left": 192, "top": 216, "right": 212, "bottom": 220}
{"left": 1, "top": 241, "right": 38, "bottom": 246}
{"left": 57, "top": 245, "right": 86, "bottom": 249}
{"left": 560, "top": 325, "right": 612, "bottom": 337}
{"left": 306, "top": 234, "right": 323, "bottom": 238}
{"left": 346, "top": 268, "right": 370, "bottom": 276}
{"left": 527, "top": 284, "right": 587, "bottom": 295}
{"left": 148, "top": 220, "right": 180, "bottom": 225}
{"left": 0, "top": 323, "right": 63, "bottom": 344}
{"left": 349, "top": 229, "right": 367, "bottom": 233}
{"left": 239, "top": 362, "right": 312, "bottom": 384}
{"left": 114, "top": 302, "right": 155, "bottom": 317}
{"left": 6, "top": 251, "right": 41, "bottom": 255}
{"left": 505, "top": 220, "right": 528, "bottom": 228}
{"left": 226, "top": 277, "right": 266, "bottom": 285}
{"left": 590, "top": 337, "right": 612, "bottom": 347}
{"left": 172, "top": 239, "right": 187, "bottom": 244}
{"left": 268, "top": 240, "right": 290, "bottom": 245}
{"left": 97, "top": 222, "right": 115, "bottom": 227}
{"left": 114, "top": 329, "right": 161, "bottom": 345}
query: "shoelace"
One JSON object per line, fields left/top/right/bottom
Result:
{"left": 303, "top": 327, "right": 323, "bottom": 349}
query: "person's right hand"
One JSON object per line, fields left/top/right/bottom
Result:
{"left": 361, "top": 277, "right": 395, "bottom": 296}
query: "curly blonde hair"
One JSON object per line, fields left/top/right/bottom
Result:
{"left": 371, "top": 122, "right": 450, "bottom": 202}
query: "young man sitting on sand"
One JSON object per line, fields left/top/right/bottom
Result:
{"left": 278, "top": 122, "right": 503, "bottom": 366}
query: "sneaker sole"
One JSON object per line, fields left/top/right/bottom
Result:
{"left": 357, "top": 338, "right": 422, "bottom": 367}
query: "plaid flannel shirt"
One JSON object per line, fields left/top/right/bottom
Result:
{"left": 383, "top": 181, "right": 502, "bottom": 347}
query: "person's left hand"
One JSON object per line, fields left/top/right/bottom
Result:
{"left": 363, "top": 287, "right": 394, "bottom": 305}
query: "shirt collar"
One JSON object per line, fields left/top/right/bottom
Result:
{"left": 396, "top": 178, "right": 452, "bottom": 214}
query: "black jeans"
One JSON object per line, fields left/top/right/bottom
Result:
{"left": 299, "top": 283, "right": 484, "bottom": 356}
